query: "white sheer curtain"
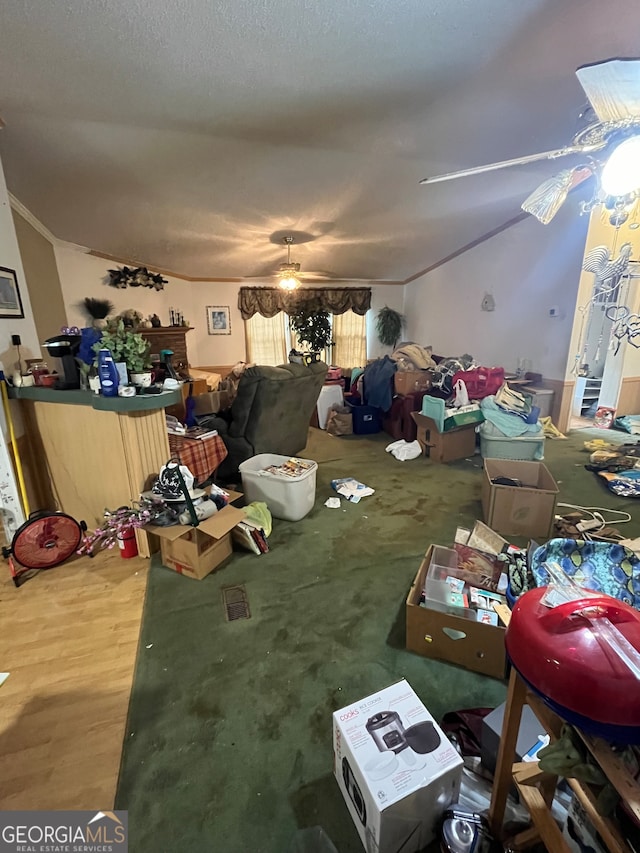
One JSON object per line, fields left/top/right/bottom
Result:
{"left": 245, "top": 312, "right": 287, "bottom": 365}
{"left": 332, "top": 310, "right": 367, "bottom": 368}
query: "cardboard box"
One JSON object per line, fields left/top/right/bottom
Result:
{"left": 420, "top": 396, "right": 484, "bottom": 432}
{"left": 145, "top": 491, "right": 245, "bottom": 580}
{"left": 333, "top": 680, "right": 462, "bottom": 853}
{"left": 562, "top": 797, "right": 607, "bottom": 853}
{"left": 406, "top": 546, "right": 507, "bottom": 679}
{"left": 410, "top": 413, "right": 477, "bottom": 463}
{"left": 481, "top": 459, "right": 559, "bottom": 539}
{"left": 394, "top": 370, "right": 432, "bottom": 396}
{"left": 480, "top": 702, "right": 545, "bottom": 774}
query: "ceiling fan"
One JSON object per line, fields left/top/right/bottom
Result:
{"left": 420, "top": 58, "right": 640, "bottom": 225}
{"left": 245, "top": 235, "right": 378, "bottom": 289}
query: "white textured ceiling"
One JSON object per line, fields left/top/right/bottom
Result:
{"left": 1, "top": 0, "right": 640, "bottom": 280}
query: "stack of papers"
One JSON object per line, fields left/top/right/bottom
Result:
{"left": 330, "top": 478, "right": 375, "bottom": 503}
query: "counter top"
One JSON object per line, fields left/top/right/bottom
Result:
{"left": 9, "top": 386, "right": 182, "bottom": 412}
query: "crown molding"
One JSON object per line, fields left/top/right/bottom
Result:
{"left": 9, "top": 192, "right": 91, "bottom": 253}
{"left": 9, "top": 193, "right": 59, "bottom": 245}
{"left": 87, "top": 249, "right": 242, "bottom": 282}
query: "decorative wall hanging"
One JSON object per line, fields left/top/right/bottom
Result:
{"left": 606, "top": 305, "right": 640, "bottom": 352}
{"left": 107, "top": 266, "right": 167, "bottom": 290}
{"left": 0, "top": 266, "right": 25, "bottom": 319}
{"left": 207, "top": 306, "right": 231, "bottom": 335}
{"left": 572, "top": 241, "right": 640, "bottom": 373}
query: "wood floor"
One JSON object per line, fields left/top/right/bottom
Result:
{"left": 0, "top": 547, "right": 148, "bottom": 809}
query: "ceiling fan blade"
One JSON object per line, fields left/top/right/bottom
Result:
{"left": 419, "top": 145, "right": 593, "bottom": 185}
{"left": 521, "top": 166, "right": 593, "bottom": 225}
{"left": 577, "top": 58, "right": 640, "bottom": 123}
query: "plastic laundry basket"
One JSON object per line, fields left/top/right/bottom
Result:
{"left": 238, "top": 453, "right": 318, "bottom": 521}
{"left": 479, "top": 430, "right": 544, "bottom": 461}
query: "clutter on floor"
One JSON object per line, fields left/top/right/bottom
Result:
{"left": 411, "top": 411, "right": 479, "bottom": 463}
{"left": 582, "top": 440, "right": 640, "bottom": 496}
{"left": 481, "top": 458, "right": 559, "bottom": 538}
{"left": 330, "top": 477, "right": 375, "bottom": 503}
{"left": 332, "top": 679, "right": 463, "bottom": 853}
{"left": 239, "top": 453, "right": 318, "bottom": 521}
{"left": 115, "top": 425, "right": 640, "bottom": 853}
{"left": 384, "top": 439, "right": 422, "bottom": 461}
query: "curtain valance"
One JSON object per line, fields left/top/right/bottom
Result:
{"left": 238, "top": 287, "right": 372, "bottom": 320}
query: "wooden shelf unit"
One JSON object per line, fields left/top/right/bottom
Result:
{"left": 488, "top": 668, "right": 639, "bottom": 852}
{"left": 572, "top": 376, "right": 603, "bottom": 418}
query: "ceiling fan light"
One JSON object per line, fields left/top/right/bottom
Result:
{"left": 601, "top": 136, "right": 640, "bottom": 197}
{"left": 278, "top": 275, "right": 299, "bottom": 291}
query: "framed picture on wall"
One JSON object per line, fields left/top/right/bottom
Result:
{"left": 0, "top": 267, "right": 24, "bottom": 319}
{"left": 206, "top": 305, "right": 231, "bottom": 335}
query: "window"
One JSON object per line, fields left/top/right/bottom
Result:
{"left": 245, "top": 313, "right": 287, "bottom": 365}
{"left": 332, "top": 311, "right": 367, "bottom": 368}
{"left": 244, "top": 310, "right": 367, "bottom": 367}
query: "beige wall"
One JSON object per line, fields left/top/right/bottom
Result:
{"left": 12, "top": 209, "right": 68, "bottom": 346}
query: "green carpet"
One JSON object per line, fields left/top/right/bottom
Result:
{"left": 115, "top": 427, "right": 639, "bottom": 852}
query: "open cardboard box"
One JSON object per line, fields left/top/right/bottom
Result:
{"left": 410, "top": 413, "right": 477, "bottom": 463}
{"left": 405, "top": 544, "right": 507, "bottom": 679}
{"left": 144, "top": 490, "right": 245, "bottom": 580}
{"left": 481, "top": 459, "right": 558, "bottom": 539}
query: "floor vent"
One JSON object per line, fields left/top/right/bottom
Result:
{"left": 222, "top": 584, "right": 251, "bottom": 622}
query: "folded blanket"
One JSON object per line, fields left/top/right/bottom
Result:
{"left": 480, "top": 395, "right": 542, "bottom": 437}
{"left": 391, "top": 343, "right": 436, "bottom": 371}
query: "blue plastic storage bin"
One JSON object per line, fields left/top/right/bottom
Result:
{"left": 346, "top": 400, "right": 382, "bottom": 434}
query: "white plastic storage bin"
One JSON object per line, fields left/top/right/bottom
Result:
{"left": 479, "top": 431, "right": 544, "bottom": 461}
{"left": 238, "top": 453, "right": 318, "bottom": 521}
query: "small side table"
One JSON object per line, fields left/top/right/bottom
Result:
{"left": 168, "top": 433, "right": 228, "bottom": 485}
{"left": 489, "top": 660, "right": 638, "bottom": 852}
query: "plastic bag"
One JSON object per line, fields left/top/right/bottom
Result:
{"left": 244, "top": 501, "right": 273, "bottom": 537}
{"left": 326, "top": 406, "right": 353, "bottom": 436}
{"left": 452, "top": 366, "right": 504, "bottom": 399}
{"left": 453, "top": 379, "right": 470, "bottom": 408}
{"left": 152, "top": 459, "right": 196, "bottom": 500}
{"left": 385, "top": 439, "right": 422, "bottom": 461}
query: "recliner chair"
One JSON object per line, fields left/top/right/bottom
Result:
{"left": 199, "top": 361, "right": 328, "bottom": 479}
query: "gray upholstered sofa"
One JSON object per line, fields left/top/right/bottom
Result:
{"left": 198, "top": 361, "right": 328, "bottom": 479}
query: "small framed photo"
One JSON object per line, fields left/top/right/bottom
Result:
{"left": 0, "top": 267, "right": 24, "bottom": 319}
{"left": 207, "top": 305, "right": 231, "bottom": 335}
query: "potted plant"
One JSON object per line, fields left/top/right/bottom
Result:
{"left": 375, "top": 306, "right": 404, "bottom": 350}
{"left": 92, "top": 319, "right": 152, "bottom": 386}
{"left": 289, "top": 308, "right": 333, "bottom": 361}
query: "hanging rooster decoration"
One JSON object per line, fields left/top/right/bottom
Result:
{"left": 581, "top": 242, "right": 640, "bottom": 351}
{"left": 582, "top": 242, "right": 633, "bottom": 297}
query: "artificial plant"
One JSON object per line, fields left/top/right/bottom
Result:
{"left": 375, "top": 306, "right": 404, "bottom": 349}
{"left": 77, "top": 499, "right": 175, "bottom": 557}
{"left": 107, "top": 266, "right": 167, "bottom": 290}
{"left": 289, "top": 308, "right": 333, "bottom": 353}
{"left": 92, "top": 319, "right": 151, "bottom": 373}
{"left": 81, "top": 297, "right": 114, "bottom": 328}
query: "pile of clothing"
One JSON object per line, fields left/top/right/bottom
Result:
{"left": 584, "top": 440, "right": 640, "bottom": 497}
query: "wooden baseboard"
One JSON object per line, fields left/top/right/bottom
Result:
{"left": 541, "top": 378, "right": 574, "bottom": 435}
{"left": 616, "top": 376, "right": 640, "bottom": 416}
